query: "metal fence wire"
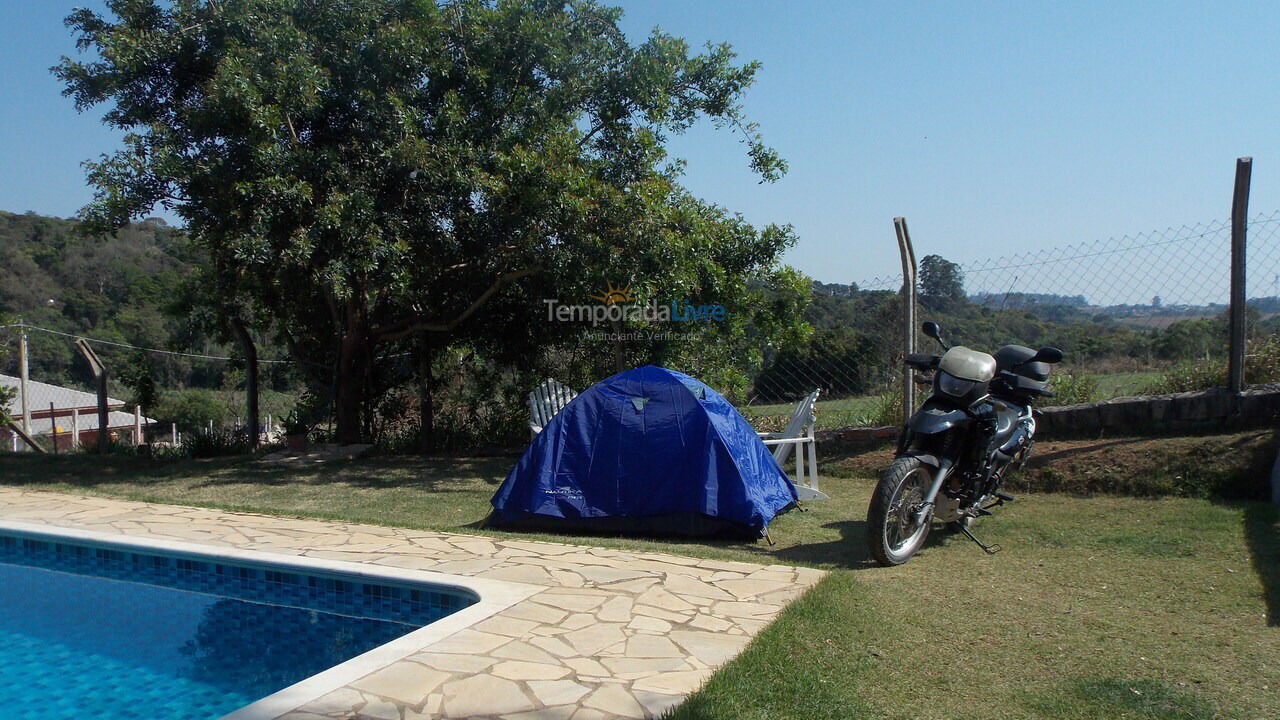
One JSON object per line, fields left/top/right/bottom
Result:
{"left": 743, "top": 209, "right": 1280, "bottom": 430}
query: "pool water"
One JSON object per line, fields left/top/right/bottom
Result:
{"left": 0, "top": 533, "right": 474, "bottom": 720}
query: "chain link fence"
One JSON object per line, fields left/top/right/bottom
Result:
{"left": 742, "top": 209, "right": 1280, "bottom": 430}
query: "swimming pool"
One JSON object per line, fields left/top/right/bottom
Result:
{"left": 0, "top": 528, "right": 479, "bottom": 720}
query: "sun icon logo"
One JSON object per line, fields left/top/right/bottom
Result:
{"left": 590, "top": 282, "right": 635, "bottom": 305}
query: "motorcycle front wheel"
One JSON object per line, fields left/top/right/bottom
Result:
{"left": 867, "top": 456, "right": 934, "bottom": 566}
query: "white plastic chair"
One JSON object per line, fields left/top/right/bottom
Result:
{"left": 757, "top": 389, "right": 827, "bottom": 501}
{"left": 528, "top": 379, "right": 578, "bottom": 437}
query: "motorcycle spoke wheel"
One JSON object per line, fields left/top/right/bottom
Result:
{"left": 867, "top": 457, "right": 935, "bottom": 566}
{"left": 885, "top": 469, "right": 928, "bottom": 552}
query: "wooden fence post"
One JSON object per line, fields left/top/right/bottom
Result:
{"left": 18, "top": 323, "right": 31, "bottom": 437}
{"left": 74, "top": 338, "right": 109, "bottom": 453}
{"left": 1228, "top": 157, "right": 1252, "bottom": 393}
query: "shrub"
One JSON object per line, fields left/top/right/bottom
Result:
{"left": 1143, "top": 359, "right": 1225, "bottom": 394}
{"left": 180, "top": 427, "right": 251, "bottom": 458}
{"left": 1245, "top": 333, "right": 1280, "bottom": 384}
{"left": 863, "top": 387, "right": 906, "bottom": 427}
{"left": 1039, "top": 373, "right": 1098, "bottom": 407}
{"left": 153, "top": 389, "right": 227, "bottom": 434}
{"left": 859, "top": 384, "right": 928, "bottom": 427}
{"left": 149, "top": 442, "right": 191, "bottom": 461}
{"left": 1141, "top": 333, "right": 1280, "bottom": 394}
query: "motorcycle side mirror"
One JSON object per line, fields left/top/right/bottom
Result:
{"left": 1033, "top": 347, "right": 1064, "bottom": 364}
{"left": 920, "top": 321, "right": 949, "bottom": 350}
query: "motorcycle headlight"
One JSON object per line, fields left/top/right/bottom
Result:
{"left": 937, "top": 371, "right": 975, "bottom": 397}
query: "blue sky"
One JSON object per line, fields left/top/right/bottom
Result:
{"left": 1, "top": 0, "right": 1277, "bottom": 285}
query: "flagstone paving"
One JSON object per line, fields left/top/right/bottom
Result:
{"left": 0, "top": 488, "right": 824, "bottom": 719}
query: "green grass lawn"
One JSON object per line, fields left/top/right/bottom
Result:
{"left": 1090, "top": 370, "right": 1163, "bottom": 398}
{"left": 0, "top": 450, "right": 1275, "bottom": 719}
{"left": 743, "top": 396, "right": 883, "bottom": 430}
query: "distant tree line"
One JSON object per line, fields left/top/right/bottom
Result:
{"left": 754, "top": 253, "right": 1279, "bottom": 403}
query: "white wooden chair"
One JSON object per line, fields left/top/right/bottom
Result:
{"left": 757, "top": 389, "right": 827, "bottom": 501}
{"left": 528, "top": 379, "right": 578, "bottom": 437}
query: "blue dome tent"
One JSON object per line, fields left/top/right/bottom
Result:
{"left": 489, "top": 366, "right": 798, "bottom": 539}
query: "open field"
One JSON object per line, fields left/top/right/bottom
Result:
{"left": 1, "top": 431, "right": 1276, "bottom": 719}
{"left": 1090, "top": 369, "right": 1163, "bottom": 398}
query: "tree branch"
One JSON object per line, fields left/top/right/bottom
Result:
{"left": 374, "top": 266, "right": 542, "bottom": 342}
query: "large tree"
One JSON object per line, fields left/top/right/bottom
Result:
{"left": 919, "top": 254, "right": 965, "bottom": 306}
{"left": 58, "top": 0, "right": 801, "bottom": 443}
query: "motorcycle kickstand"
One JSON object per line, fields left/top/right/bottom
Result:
{"left": 955, "top": 521, "right": 1002, "bottom": 555}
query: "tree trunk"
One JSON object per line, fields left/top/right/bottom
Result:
{"left": 335, "top": 306, "right": 370, "bottom": 445}
{"left": 229, "top": 318, "right": 259, "bottom": 449}
{"left": 417, "top": 333, "right": 435, "bottom": 455}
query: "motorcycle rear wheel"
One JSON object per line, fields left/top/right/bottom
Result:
{"left": 867, "top": 456, "right": 934, "bottom": 566}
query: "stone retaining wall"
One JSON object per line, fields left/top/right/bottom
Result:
{"left": 824, "top": 384, "right": 1280, "bottom": 443}
{"left": 1034, "top": 384, "right": 1280, "bottom": 438}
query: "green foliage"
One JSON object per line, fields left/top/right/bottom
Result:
{"left": 280, "top": 410, "right": 310, "bottom": 436}
{"left": 0, "top": 312, "right": 13, "bottom": 428}
{"left": 280, "top": 389, "right": 328, "bottom": 436}
{"left": 181, "top": 428, "right": 252, "bottom": 459}
{"left": 58, "top": 0, "right": 801, "bottom": 444}
{"left": 0, "top": 211, "right": 215, "bottom": 388}
{"left": 864, "top": 387, "right": 906, "bottom": 427}
{"left": 919, "top": 254, "right": 965, "bottom": 306}
{"left": 1039, "top": 373, "right": 1099, "bottom": 407}
{"left": 116, "top": 351, "right": 162, "bottom": 412}
{"left": 152, "top": 389, "right": 227, "bottom": 434}
{"left": 855, "top": 384, "right": 929, "bottom": 427}
{"left": 797, "top": 269, "right": 1158, "bottom": 404}
{"left": 1152, "top": 316, "right": 1224, "bottom": 361}
{"left": 0, "top": 386, "right": 13, "bottom": 429}
{"left": 1143, "top": 333, "right": 1280, "bottom": 394}
{"left": 1245, "top": 332, "right": 1280, "bottom": 384}
{"left": 1144, "top": 359, "right": 1226, "bottom": 394}
{"left": 787, "top": 263, "right": 1271, "bottom": 410}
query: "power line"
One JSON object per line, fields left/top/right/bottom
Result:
{"left": 0, "top": 323, "right": 295, "bottom": 364}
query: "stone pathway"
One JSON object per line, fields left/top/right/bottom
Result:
{"left": 0, "top": 488, "right": 824, "bottom": 719}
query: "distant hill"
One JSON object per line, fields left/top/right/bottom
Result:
{"left": 0, "top": 210, "right": 210, "bottom": 389}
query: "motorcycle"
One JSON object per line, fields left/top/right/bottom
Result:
{"left": 866, "top": 321, "right": 1063, "bottom": 566}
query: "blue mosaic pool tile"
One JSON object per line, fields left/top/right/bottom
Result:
{"left": 0, "top": 532, "right": 475, "bottom": 720}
